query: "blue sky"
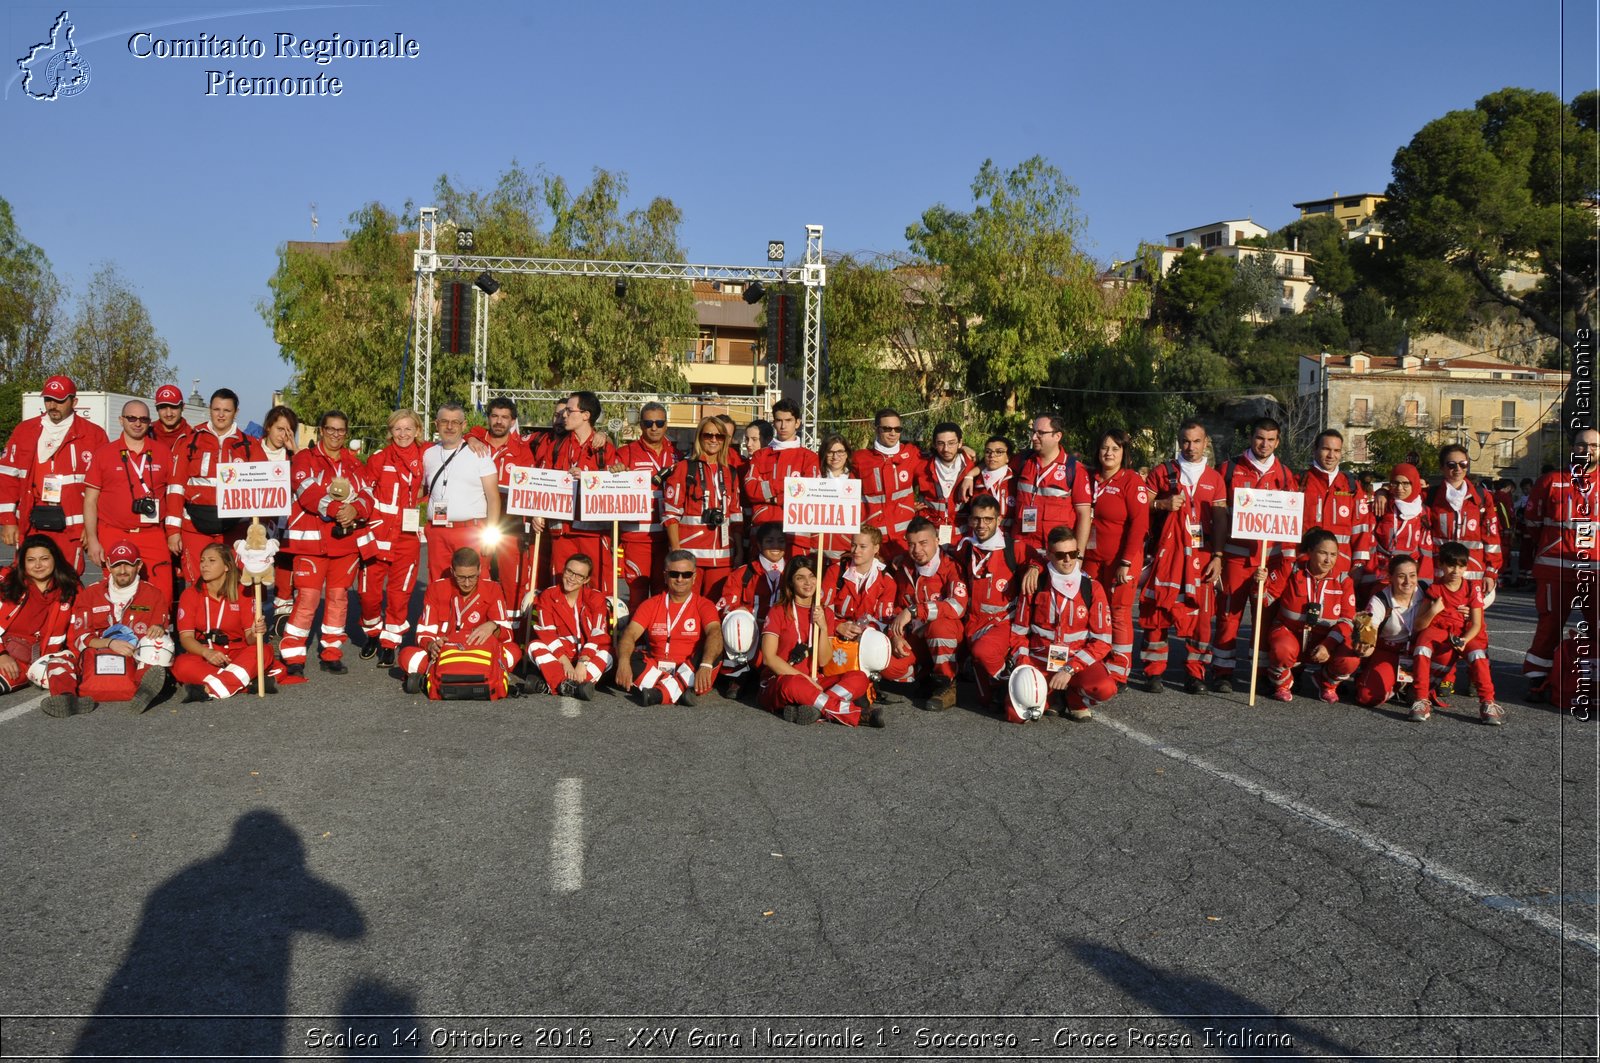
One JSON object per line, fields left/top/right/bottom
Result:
{"left": 4, "top": 0, "right": 1595, "bottom": 423}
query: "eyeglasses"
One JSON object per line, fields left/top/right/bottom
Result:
{"left": 1051, "top": 549, "right": 1082, "bottom": 561}
{"left": 877, "top": 424, "right": 902, "bottom": 433}
{"left": 826, "top": 449, "right": 847, "bottom": 457}
{"left": 438, "top": 419, "right": 464, "bottom": 428}
{"left": 562, "top": 568, "right": 590, "bottom": 581}
{"left": 666, "top": 570, "right": 695, "bottom": 580}
{"left": 321, "top": 427, "right": 348, "bottom": 437}
{"left": 700, "top": 432, "right": 725, "bottom": 441}
{"left": 1031, "top": 428, "right": 1059, "bottom": 437}
{"left": 453, "top": 572, "right": 480, "bottom": 582}
{"left": 1444, "top": 461, "right": 1469, "bottom": 470}
{"left": 122, "top": 415, "right": 151, "bottom": 425}
{"left": 640, "top": 419, "right": 667, "bottom": 429}
{"left": 984, "top": 448, "right": 1009, "bottom": 456}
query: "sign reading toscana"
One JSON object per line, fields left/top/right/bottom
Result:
{"left": 1229, "top": 488, "right": 1303, "bottom": 542}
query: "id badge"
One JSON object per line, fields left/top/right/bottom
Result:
{"left": 402, "top": 508, "right": 421, "bottom": 533}
{"left": 937, "top": 523, "right": 952, "bottom": 547}
{"left": 1020, "top": 507, "right": 1038, "bottom": 535}
{"left": 431, "top": 500, "right": 449, "bottom": 525}
{"left": 1046, "top": 644, "right": 1071, "bottom": 673}
{"left": 1085, "top": 528, "right": 1097, "bottom": 552}
{"left": 1186, "top": 520, "right": 1203, "bottom": 549}
{"left": 40, "top": 476, "right": 63, "bottom": 505}
{"left": 94, "top": 654, "right": 128, "bottom": 676}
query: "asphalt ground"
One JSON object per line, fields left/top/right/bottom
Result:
{"left": 0, "top": 564, "right": 1595, "bottom": 1061}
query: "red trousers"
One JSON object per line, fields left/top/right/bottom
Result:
{"left": 687, "top": 563, "right": 733, "bottom": 601}
{"left": 1211, "top": 554, "right": 1292, "bottom": 677}
{"left": 879, "top": 618, "right": 962, "bottom": 684}
{"left": 554, "top": 532, "right": 614, "bottom": 598}
{"left": 759, "top": 669, "right": 870, "bottom": 725}
{"left": 620, "top": 536, "right": 664, "bottom": 607}
{"left": 171, "top": 644, "right": 277, "bottom": 700}
{"left": 425, "top": 521, "right": 487, "bottom": 578}
{"left": 1085, "top": 560, "right": 1136, "bottom": 685}
{"left": 1525, "top": 569, "right": 1600, "bottom": 679}
{"left": 965, "top": 615, "right": 1013, "bottom": 702}
{"left": 1414, "top": 627, "right": 1494, "bottom": 702}
{"left": 358, "top": 536, "right": 422, "bottom": 650}
{"left": 1354, "top": 642, "right": 1413, "bottom": 708}
{"left": 280, "top": 554, "right": 359, "bottom": 665}
{"left": 485, "top": 525, "right": 526, "bottom": 617}
{"left": 1264, "top": 629, "right": 1359, "bottom": 690}
{"left": 626, "top": 650, "right": 719, "bottom": 705}
{"left": 527, "top": 638, "right": 613, "bottom": 691}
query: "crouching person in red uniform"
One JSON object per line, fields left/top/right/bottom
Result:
{"left": 1411, "top": 539, "right": 1502, "bottom": 724}
{"left": 1007, "top": 526, "right": 1117, "bottom": 721}
{"left": 1259, "top": 528, "right": 1360, "bottom": 703}
{"left": 1353, "top": 554, "right": 1427, "bottom": 710}
{"left": 613, "top": 549, "right": 723, "bottom": 706}
{"left": 885, "top": 518, "right": 968, "bottom": 711}
{"left": 64, "top": 541, "right": 173, "bottom": 715}
{"left": 0, "top": 534, "right": 80, "bottom": 709}
{"left": 173, "top": 544, "right": 283, "bottom": 702}
{"left": 758, "top": 557, "right": 879, "bottom": 727}
{"left": 525, "top": 553, "right": 613, "bottom": 700}
{"left": 398, "top": 548, "right": 516, "bottom": 697}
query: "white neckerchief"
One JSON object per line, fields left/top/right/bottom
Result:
{"left": 207, "top": 423, "right": 239, "bottom": 444}
{"left": 1049, "top": 567, "right": 1082, "bottom": 598}
{"left": 36, "top": 414, "right": 73, "bottom": 464}
{"left": 1315, "top": 464, "right": 1340, "bottom": 484}
{"left": 768, "top": 437, "right": 802, "bottom": 452}
{"left": 262, "top": 443, "right": 289, "bottom": 462}
{"left": 1178, "top": 457, "right": 1209, "bottom": 490}
{"left": 973, "top": 530, "right": 1006, "bottom": 552}
{"left": 1394, "top": 495, "right": 1423, "bottom": 521}
{"left": 873, "top": 440, "right": 902, "bottom": 457}
{"left": 981, "top": 466, "right": 1009, "bottom": 489}
{"left": 932, "top": 457, "right": 963, "bottom": 498}
{"left": 1245, "top": 451, "right": 1276, "bottom": 475}
{"left": 914, "top": 554, "right": 941, "bottom": 578}
{"left": 105, "top": 577, "right": 139, "bottom": 613}
{"left": 845, "top": 559, "right": 883, "bottom": 589}
{"left": 759, "top": 555, "right": 785, "bottom": 593}
{"left": 825, "top": 468, "right": 849, "bottom": 478}
{"left": 1444, "top": 481, "right": 1468, "bottom": 511}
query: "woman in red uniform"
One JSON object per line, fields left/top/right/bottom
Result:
{"left": 1353, "top": 553, "right": 1426, "bottom": 710}
{"left": 1361, "top": 462, "right": 1434, "bottom": 606}
{"left": 0, "top": 534, "right": 80, "bottom": 700}
{"left": 357, "top": 408, "right": 425, "bottom": 666}
{"left": 1083, "top": 428, "right": 1149, "bottom": 687}
{"left": 258, "top": 404, "right": 299, "bottom": 626}
{"left": 662, "top": 416, "right": 744, "bottom": 597}
{"left": 1260, "top": 528, "right": 1359, "bottom": 703}
{"left": 172, "top": 543, "right": 279, "bottom": 702}
{"left": 758, "top": 557, "right": 878, "bottom": 727}
{"left": 805, "top": 434, "right": 857, "bottom": 564}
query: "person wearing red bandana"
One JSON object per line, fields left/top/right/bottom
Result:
{"left": 915, "top": 422, "right": 973, "bottom": 548}
{"left": 397, "top": 548, "right": 516, "bottom": 693}
{"left": 1361, "top": 463, "right": 1435, "bottom": 604}
{"left": 885, "top": 517, "right": 968, "bottom": 710}
{"left": 1258, "top": 528, "right": 1359, "bottom": 703}
{"left": 1013, "top": 413, "right": 1091, "bottom": 561}
{"left": 279, "top": 410, "right": 372, "bottom": 676}
{"left": 614, "top": 401, "right": 682, "bottom": 604}
{"left": 164, "top": 388, "right": 265, "bottom": 584}
{"left": 1139, "top": 420, "right": 1227, "bottom": 694}
{"left": 742, "top": 399, "right": 818, "bottom": 549}
{"left": 82, "top": 399, "right": 174, "bottom": 595}
{"left": 149, "top": 384, "right": 193, "bottom": 447}
{"left": 1208, "top": 417, "right": 1301, "bottom": 691}
{"left": 1084, "top": 428, "right": 1149, "bottom": 687}
{"left": 954, "top": 494, "right": 1033, "bottom": 710}
{"left": 525, "top": 552, "right": 613, "bottom": 699}
{"left": 852, "top": 408, "right": 924, "bottom": 562}
{"left": 613, "top": 549, "right": 724, "bottom": 706}
{"left": 0, "top": 374, "right": 108, "bottom": 572}
{"left": 1523, "top": 426, "right": 1600, "bottom": 696}
{"left": 758, "top": 557, "right": 877, "bottom": 727}
{"left": 1007, "top": 525, "right": 1116, "bottom": 720}
{"left": 357, "top": 409, "right": 425, "bottom": 668}
{"left": 1300, "top": 430, "right": 1372, "bottom": 579}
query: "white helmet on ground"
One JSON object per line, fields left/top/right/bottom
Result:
{"left": 1007, "top": 664, "right": 1049, "bottom": 723}
{"left": 136, "top": 633, "right": 175, "bottom": 668}
{"left": 722, "top": 609, "right": 758, "bottom": 664}
{"left": 857, "top": 627, "right": 891, "bottom": 676}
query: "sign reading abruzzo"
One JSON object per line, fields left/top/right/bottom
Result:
{"left": 578, "top": 470, "right": 652, "bottom": 522}
{"left": 506, "top": 467, "right": 577, "bottom": 520}
{"left": 1229, "top": 487, "right": 1304, "bottom": 542}
{"left": 783, "top": 477, "right": 862, "bottom": 534}
{"left": 217, "top": 461, "right": 292, "bottom": 518}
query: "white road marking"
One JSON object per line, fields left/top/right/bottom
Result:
{"left": 551, "top": 776, "right": 584, "bottom": 893}
{"left": 0, "top": 693, "right": 44, "bottom": 724}
{"left": 1097, "top": 714, "right": 1600, "bottom": 954}
{"left": 559, "top": 695, "right": 581, "bottom": 718}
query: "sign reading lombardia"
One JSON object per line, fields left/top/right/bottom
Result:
{"left": 578, "top": 471, "right": 651, "bottom": 522}
{"left": 506, "top": 467, "right": 576, "bottom": 521}
{"left": 783, "top": 477, "right": 862, "bottom": 533}
{"left": 217, "top": 462, "right": 292, "bottom": 518}
{"left": 1229, "top": 487, "right": 1303, "bottom": 542}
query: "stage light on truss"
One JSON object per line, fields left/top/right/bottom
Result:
{"left": 615, "top": 278, "right": 628, "bottom": 299}
{"left": 474, "top": 272, "right": 500, "bottom": 296}
{"left": 743, "top": 280, "right": 766, "bottom": 305}
{"left": 457, "top": 228, "right": 475, "bottom": 251}
{"left": 767, "top": 240, "right": 785, "bottom": 262}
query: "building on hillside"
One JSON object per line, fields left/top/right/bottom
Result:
{"left": 1298, "top": 337, "right": 1569, "bottom": 478}
{"left": 1112, "top": 218, "right": 1315, "bottom": 317}
{"left": 1292, "top": 192, "right": 1387, "bottom": 247}
{"left": 1165, "top": 219, "right": 1269, "bottom": 252}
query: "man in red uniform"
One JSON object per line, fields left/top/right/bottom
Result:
{"left": 61, "top": 541, "right": 172, "bottom": 715}
{"left": 1259, "top": 528, "right": 1360, "bottom": 703}
{"left": 280, "top": 410, "right": 372, "bottom": 676}
{"left": 823, "top": 526, "right": 900, "bottom": 634}
{"left": 149, "top": 384, "right": 192, "bottom": 447}
{"left": 398, "top": 547, "right": 516, "bottom": 694}
{"left": 544, "top": 391, "right": 620, "bottom": 597}
{"left": 613, "top": 549, "right": 724, "bottom": 705}
{"left": 713, "top": 522, "right": 789, "bottom": 696}
{"left": 525, "top": 552, "right": 613, "bottom": 699}
{"left": 1008, "top": 525, "right": 1117, "bottom": 720}
{"left": 1300, "top": 429, "right": 1373, "bottom": 579}
{"left": 0, "top": 375, "right": 109, "bottom": 572}
{"left": 955, "top": 494, "right": 1032, "bottom": 710}
{"left": 886, "top": 517, "right": 968, "bottom": 710}
{"left": 83, "top": 399, "right": 174, "bottom": 595}
{"left": 1139, "top": 420, "right": 1227, "bottom": 694}
{"left": 742, "top": 399, "right": 818, "bottom": 547}
{"left": 165, "top": 388, "right": 265, "bottom": 584}
{"left": 1208, "top": 417, "right": 1301, "bottom": 691}
{"left": 852, "top": 409, "right": 924, "bottom": 561}
{"left": 469, "top": 397, "right": 535, "bottom": 615}
{"left": 1013, "top": 413, "right": 1091, "bottom": 561}
{"left": 916, "top": 421, "right": 973, "bottom": 547}
{"left": 615, "top": 401, "right": 682, "bottom": 606}
{"left": 1523, "top": 426, "right": 1599, "bottom": 695}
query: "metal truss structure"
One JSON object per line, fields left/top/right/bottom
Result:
{"left": 408, "top": 208, "right": 827, "bottom": 444}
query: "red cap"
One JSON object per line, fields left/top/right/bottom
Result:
{"left": 41, "top": 375, "right": 76, "bottom": 400}
{"left": 106, "top": 542, "right": 141, "bottom": 567}
{"left": 154, "top": 384, "right": 184, "bottom": 407}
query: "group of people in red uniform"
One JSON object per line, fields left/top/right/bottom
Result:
{"left": 1, "top": 374, "right": 1592, "bottom": 727}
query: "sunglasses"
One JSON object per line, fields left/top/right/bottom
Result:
{"left": 700, "top": 432, "right": 725, "bottom": 441}
{"left": 1051, "top": 550, "right": 1082, "bottom": 561}
{"left": 640, "top": 419, "right": 666, "bottom": 429}
{"left": 666, "top": 570, "right": 695, "bottom": 580}
{"left": 122, "top": 415, "right": 151, "bottom": 425}
{"left": 877, "top": 425, "right": 902, "bottom": 433}
{"left": 1444, "top": 461, "right": 1469, "bottom": 470}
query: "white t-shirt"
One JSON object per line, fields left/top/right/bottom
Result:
{"left": 422, "top": 443, "right": 497, "bottom": 522}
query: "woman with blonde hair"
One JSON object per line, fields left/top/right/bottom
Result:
{"left": 661, "top": 416, "right": 745, "bottom": 595}
{"left": 356, "top": 407, "right": 425, "bottom": 667}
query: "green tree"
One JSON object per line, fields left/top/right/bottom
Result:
{"left": 0, "top": 196, "right": 63, "bottom": 436}
{"left": 1363, "top": 422, "right": 1441, "bottom": 476}
{"left": 56, "top": 264, "right": 174, "bottom": 396}
{"left": 1376, "top": 87, "right": 1599, "bottom": 350}
{"left": 906, "top": 156, "right": 1119, "bottom": 431}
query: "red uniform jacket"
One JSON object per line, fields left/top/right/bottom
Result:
{"left": 413, "top": 577, "right": 511, "bottom": 649}
{"left": 887, "top": 552, "right": 968, "bottom": 626}
{"left": 1265, "top": 565, "right": 1356, "bottom": 652}
{"left": 662, "top": 460, "right": 743, "bottom": 568}
{"left": 744, "top": 441, "right": 820, "bottom": 529}
{"left": 1012, "top": 574, "right": 1112, "bottom": 672}
{"left": 531, "top": 585, "right": 612, "bottom": 666}
{"left": 1219, "top": 454, "right": 1301, "bottom": 565}
{"left": 551, "top": 431, "right": 619, "bottom": 536}
{"left": 1364, "top": 507, "right": 1436, "bottom": 586}
{"left": 715, "top": 558, "right": 786, "bottom": 623}
{"left": 365, "top": 441, "right": 424, "bottom": 552}
{"left": 1527, "top": 467, "right": 1598, "bottom": 576}
{"left": 71, "top": 580, "right": 170, "bottom": 653}
{"left": 149, "top": 419, "right": 192, "bottom": 448}
{"left": 1425, "top": 480, "right": 1502, "bottom": 582}
{"left": 1142, "top": 459, "right": 1227, "bottom": 620}
{"left": 916, "top": 455, "right": 975, "bottom": 538}
{"left": 0, "top": 414, "right": 109, "bottom": 534}
{"left": 1300, "top": 466, "right": 1373, "bottom": 577}
{"left": 954, "top": 533, "right": 1033, "bottom": 632}
{"left": 616, "top": 439, "right": 682, "bottom": 545}
{"left": 1014, "top": 450, "right": 1090, "bottom": 552}
{"left": 165, "top": 427, "right": 266, "bottom": 534}
{"left": 821, "top": 560, "right": 897, "bottom": 629}
{"left": 852, "top": 444, "right": 923, "bottom": 543}
{"left": 1085, "top": 467, "right": 1150, "bottom": 573}
{"left": 0, "top": 583, "right": 74, "bottom": 662}
{"left": 285, "top": 446, "right": 373, "bottom": 558}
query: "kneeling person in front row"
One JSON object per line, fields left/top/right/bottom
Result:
{"left": 51, "top": 541, "right": 174, "bottom": 716}
{"left": 758, "top": 557, "right": 878, "bottom": 727}
{"left": 614, "top": 549, "right": 722, "bottom": 706}
{"left": 1007, "top": 526, "right": 1117, "bottom": 721}
{"left": 525, "top": 552, "right": 613, "bottom": 700}
{"left": 173, "top": 544, "right": 284, "bottom": 702}
{"left": 399, "top": 548, "right": 516, "bottom": 698}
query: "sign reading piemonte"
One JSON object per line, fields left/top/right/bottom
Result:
{"left": 506, "top": 467, "right": 577, "bottom": 520}
{"left": 783, "top": 477, "right": 863, "bottom": 533}
{"left": 1230, "top": 487, "right": 1304, "bottom": 542}
{"left": 217, "top": 461, "right": 292, "bottom": 518}
{"left": 578, "top": 470, "right": 652, "bottom": 521}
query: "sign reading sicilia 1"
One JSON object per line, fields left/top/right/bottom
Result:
{"left": 1229, "top": 487, "right": 1304, "bottom": 542}
{"left": 217, "top": 461, "right": 292, "bottom": 518}
{"left": 783, "top": 477, "right": 863, "bottom": 533}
